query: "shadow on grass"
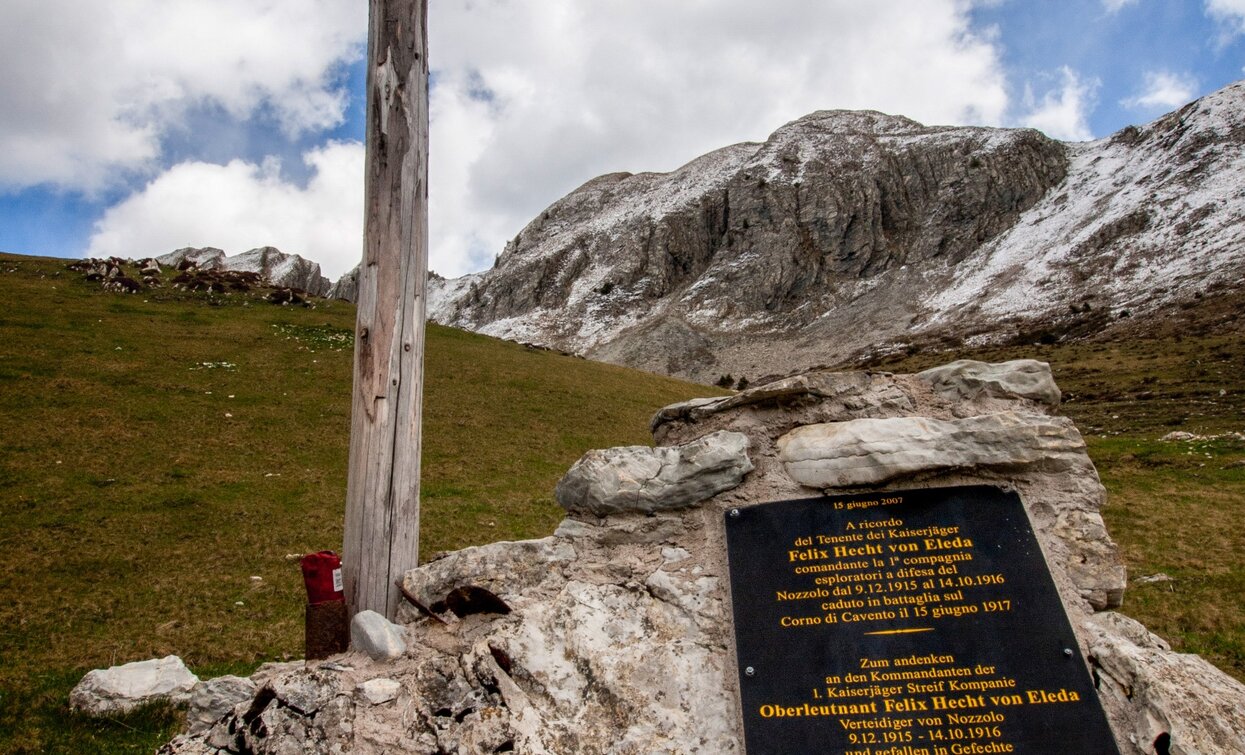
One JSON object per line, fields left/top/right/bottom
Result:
{"left": 0, "top": 670, "right": 182, "bottom": 753}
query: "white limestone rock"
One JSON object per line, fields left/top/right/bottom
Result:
{"left": 1086, "top": 611, "right": 1245, "bottom": 755}
{"left": 555, "top": 430, "right": 753, "bottom": 515}
{"left": 186, "top": 675, "right": 256, "bottom": 734}
{"left": 70, "top": 655, "right": 199, "bottom": 716}
{"left": 356, "top": 678, "right": 401, "bottom": 705}
{"left": 1054, "top": 508, "right": 1128, "bottom": 610}
{"left": 221, "top": 246, "right": 331, "bottom": 296}
{"left": 157, "top": 247, "right": 226, "bottom": 270}
{"left": 350, "top": 610, "right": 407, "bottom": 661}
{"left": 402, "top": 536, "right": 575, "bottom": 610}
{"left": 916, "top": 359, "right": 1061, "bottom": 407}
{"left": 777, "top": 412, "right": 1085, "bottom": 488}
{"left": 650, "top": 370, "right": 915, "bottom": 437}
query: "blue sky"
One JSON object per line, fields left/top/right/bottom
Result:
{"left": 1, "top": 0, "right": 1243, "bottom": 280}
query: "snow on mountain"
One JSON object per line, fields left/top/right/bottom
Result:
{"left": 428, "top": 80, "right": 1245, "bottom": 383}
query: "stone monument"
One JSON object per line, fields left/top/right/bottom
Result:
{"left": 159, "top": 360, "right": 1245, "bottom": 754}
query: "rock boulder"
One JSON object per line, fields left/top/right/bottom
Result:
{"left": 70, "top": 655, "right": 199, "bottom": 716}
{"left": 555, "top": 429, "right": 753, "bottom": 516}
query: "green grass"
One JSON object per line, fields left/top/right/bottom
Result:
{"left": 1, "top": 251, "right": 1242, "bottom": 751}
{"left": 0, "top": 253, "right": 723, "bottom": 752}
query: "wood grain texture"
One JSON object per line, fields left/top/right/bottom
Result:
{"left": 343, "top": 0, "right": 429, "bottom": 620}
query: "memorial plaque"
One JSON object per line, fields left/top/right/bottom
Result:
{"left": 724, "top": 485, "right": 1119, "bottom": 755}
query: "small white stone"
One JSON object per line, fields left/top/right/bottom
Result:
{"left": 351, "top": 610, "right": 407, "bottom": 661}
{"left": 356, "top": 678, "right": 401, "bottom": 705}
{"left": 661, "top": 547, "right": 691, "bottom": 564}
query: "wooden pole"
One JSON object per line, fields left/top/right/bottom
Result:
{"left": 343, "top": 0, "right": 429, "bottom": 620}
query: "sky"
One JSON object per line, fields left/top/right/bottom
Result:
{"left": 1, "top": 1, "right": 1244, "bottom": 282}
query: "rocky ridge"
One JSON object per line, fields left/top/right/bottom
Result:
{"left": 427, "top": 81, "right": 1245, "bottom": 383}
{"left": 67, "top": 246, "right": 335, "bottom": 303}
{"left": 158, "top": 247, "right": 332, "bottom": 297}
{"left": 155, "top": 360, "right": 1245, "bottom": 754}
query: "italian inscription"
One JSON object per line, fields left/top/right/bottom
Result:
{"left": 724, "top": 486, "right": 1119, "bottom": 755}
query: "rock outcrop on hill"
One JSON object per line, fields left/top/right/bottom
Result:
{"left": 158, "top": 360, "right": 1245, "bottom": 755}
{"left": 429, "top": 81, "right": 1245, "bottom": 383}
{"left": 327, "top": 264, "right": 359, "bottom": 302}
{"left": 157, "top": 246, "right": 332, "bottom": 296}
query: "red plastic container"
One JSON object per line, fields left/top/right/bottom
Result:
{"left": 300, "top": 551, "right": 345, "bottom": 604}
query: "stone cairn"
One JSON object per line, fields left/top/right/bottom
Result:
{"left": 71, "top": 360, "right": 1244, "bottom": 754}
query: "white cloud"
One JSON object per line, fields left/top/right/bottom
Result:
{"left": 1102, "top": 0, "right": 1140, "bottom": 12}
{"left": 39, "top": 1, "right": 1017, "bottom": 278}
{"left": 0, "top": 0, "right": 364, "bottom": 191}
{"left": 1121, "top": 70, "right": 1198, "bottom": 110}
{"left": 86, "top": 142, "right": 364, "bottom": 280}
{"left": 1207, "top": 0, "right": 1245, "bottom": 37}
{"left": 424, "top": 0, "right": 1010, "bottom": 276}
{"left": 1017, "top": 67, "right": 1099, "bottom": 141}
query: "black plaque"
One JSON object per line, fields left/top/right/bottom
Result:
{"left": 724, "top": 486, "right": 1119, "bottom": 755}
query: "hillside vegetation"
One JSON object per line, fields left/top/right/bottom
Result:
{"left": 0, "top": 251, "right": 1241, "bottom": 752}
{"left": 0, "top": 252, "right": 724, "bottom": 752}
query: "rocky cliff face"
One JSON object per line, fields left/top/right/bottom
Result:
{"left": 158, "top": 246, "right": 332, "bottom": 297}
{"left": 430, "top": 81, "right": 1245, "bottom": 383}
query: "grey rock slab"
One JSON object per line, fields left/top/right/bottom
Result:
{"left": 350, "top": 610, "right": 407, "bottom": 661}
{"left": 916, "top": 359, "right": 1061, "bottom": 407}
{"left": 356, "top": 678, "right": 401, "bottom": 705}
{"left": 70, "top": 655, "right": 199, "bottom": 716}
{"left": 650, "top": 370, "right": 914, "bottom": 434}
{"left": 777, "top": 412, "right": 1085, "bottom": 488}
{"left": 1052, "top": 509, "right": 1127, "bottom": 610}
{"left": 186, "top": 675, "right": 256, "bottom": 734}
{"left": 402, "top": 536, "right": 575, "bottom": 609}
{"left": 1087, "top": 611, "right": 1245, "bottom": 755}
{"left": 267, "top": 668, "right": 342, "bottom": 716}
{"left": 555, "top": 430, "right": 753, "bottom": 515}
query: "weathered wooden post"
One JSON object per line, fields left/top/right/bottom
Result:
{"left": 342, "top": 0, "right": 429, "bottom": 620}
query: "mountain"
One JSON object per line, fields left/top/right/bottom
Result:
{"left": 428, "top": 80, "right": 1245, "bottom": 383}
{"left": 157, "top": 246, "right": 332, "bottom": 296}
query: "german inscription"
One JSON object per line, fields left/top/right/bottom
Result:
{"left": 724, "top": 486, "right": 1119, "bottom": 755}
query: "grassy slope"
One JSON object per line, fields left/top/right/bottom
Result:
{"left": 0, "top": 252, "right": 1241, "bottom": 751}
{"left": 0, "top": 253, "right": 724, "bottom": 752}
